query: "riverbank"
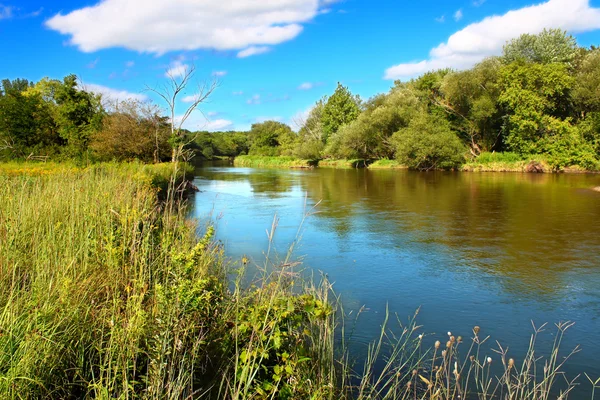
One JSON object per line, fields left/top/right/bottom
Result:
{"left": 1, "top": 161, "right": 592, "bottom": 398}
{"left": 232, "top": 153, "right": 600, "bottom": 173}
{"left": 233, "top": 155, "right": 318, "bottom": 168}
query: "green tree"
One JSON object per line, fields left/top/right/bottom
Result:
{"left": 502, "top": 29, "right": 578, "bottom": 66}
{"left": 573, "top": 50, "right": 600, "bottom": 114}
{"left": 440, "top": 57, "right": 503, "bottom": 154}
{"left": 320, "top": 83, "right": 360, "bottom": 143}
{"left": 499, "top": 62, "right": 574, "bottom": 154}
{"left": 0, "top": 79, "right": 59, "bottom": 159}
{"left": 393, "top": 113, "right": 466, "bottom": 170}
{"left": 248, "top": 121, "right": 296, "bottom": 156}
{"left": 53, "top": 75, "right": 104, "bottom": 157}
{"left": 325, "top": 87, "right": 421, "bottom": 159}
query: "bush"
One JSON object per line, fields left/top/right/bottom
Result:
{"left": 393, "top": 114, "right": 466, "bottom": 170}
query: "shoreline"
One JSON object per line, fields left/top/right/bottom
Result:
{"left": 230, "top": 156, "right": 600, "bottom": 174}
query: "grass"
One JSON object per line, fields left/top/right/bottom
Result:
{"left": 318, "top": 159, "right": 369, "bottom": 168}
{"left": 462, "top": 152, "right": 552, "bottom": 173}
{"left": 368, "top": 159, "right": 407, "bottom": 169}
{"left": 234, "top": 155, "right": 317, "bottom": 168}
{"left": 0, "top": 160, "right": 592, "bottom": 399}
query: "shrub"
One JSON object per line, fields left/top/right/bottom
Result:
{"left": 393, "top": 114, "right": 466, "bottom": 170}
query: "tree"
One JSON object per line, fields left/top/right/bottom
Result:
{"left": 499, "top": 62, "right": 574, "bottom": 154}
{"left": 147, "top": 64, "right": 218, "bottom": 163}
{"left": 54, "top": 75, "right": 104, "bottom": 157}
{"left": 393, "top": 113, "right": 466, "bottom": 170}
{"left": 439, "top": 57, "right": 503, "bottom": 154}
{"left": 325, "top": 87, "right": 421, "bottom": 159}
{"left": 573, "top": 50, "right": 600, "bottom": 115}
{"left": 248, "top": 121, "right": 295, "bottom": 156}
{"left": 89, "top": 99, "right": 170, "bottom": 162}
{"left": 0, "top": 79, "right": 59, "bottom": 158}
{"left": 502, "top": 29, "right": 578, "bottom": 66}
{"left": 320, "top": 83, "right": 360, "bottom": 143}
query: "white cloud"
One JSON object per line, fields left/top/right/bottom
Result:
{"left": 125, "top": 60, "right": 135, "bottom": 67}
{"left": 174, "top": 110, "right": 233, "bottom": 131}
{"left": 254, "top": 116, "right": 283, "bottom": 123}
{"left": 435, "top": 15, "right": 445, "bottom": 23}
{"left": 473, "top": 0, "right": 486, "bottom": 6}
{"left": 165, "top": 61, "right": 189, "bottom": 78}
{"left": 384, "top": 0, "right": 600, "bottom": 80}
{"left": 212, "top": 70, "right": 227, "bottom": 77}
{"left": 82, "top": 83, "right": 148, "bottom": 103}
{"left": 45, "top": 0, "right": 330, "bottom": 55}
{"left": 232, "top": 91, "right": 244, "bottom": 96}
{"left": 247, "top": 94, "right": 261, "bottom": 105}
{"left": 205, "top": 118, "right": 234, "bottom": 131}
{"left": 454, "top": 9, "right": 463, "bottom": 22}
{"left": 207, "top": 111, "right": 220, "bottom": 117}
{"left": 0, "top": 4, "right": 13, "bottom": 19}
{"left": 181, "top": 94, "right": 200, "bottom": 103}
{"left": 298, "top": 82, "right": 314, "bottom": 90}
{"left": 237, "top": 46, "right": 271, "bottom": 58}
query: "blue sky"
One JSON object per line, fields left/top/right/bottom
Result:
{"left": 2, "top": 0, "right": 600, "bottom": 131}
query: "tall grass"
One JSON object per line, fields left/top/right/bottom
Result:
{"left": 234, "top": 156, "right": 317, "bottom": 168}
{"left": 0, "top": 162, "right": 591, "bottom": 399}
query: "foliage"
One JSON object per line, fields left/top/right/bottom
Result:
{"left": 248, "top": 121, "right": 297, "bottom": 156}
{"left": 440, "top": 57, "right": 503, "bottom": 153}
{"left": 325, "top": 88, "right": 420, "bottom": 160}
{"left": 502, "top": 28, "right": 579, "bottom": 66}
{"left": 572, "top": 49, "right": 600, "bottom": 114}
{"left": 321, "top": 83, "right": 361, "bottom": 143}
{"left": 234, "top": 155, "right": 317, "bottom": 168}
{"left": 90, "top": 99, "right": 171, "bottom": 162}
{"left": 393, "top": 113, "right": 466, "bottom": 170}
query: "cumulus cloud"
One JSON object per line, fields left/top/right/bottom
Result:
{"left": 204, "top": 118, "right": 234, "bottom": 131}
{"left": 82, "top": 83, "right": 148, "bottom": 103}
{"left": 45, "top": 0, "right": 329, "bottom": 56}
{"left": 165, "top": 61, "right": 189, "bottom": 78}
{"left": 237, "top": 46, "right": 271, "bottom": 58}
{"left": 173, "top": 110, "right": 233, "bottom": 131}
{"left": 435, "top": 15, "right": 445, "bottom": 23}
{"left": 212, "top": 70, "right": 227, "bottom": 77}
{"left": 125, "top": 60, "right": 135, "bottom": 67}
{"left": 384, "top": 0, "right": 600, "bottom": 80}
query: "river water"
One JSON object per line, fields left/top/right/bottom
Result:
{"left": 190, "top": 161, "right": 600, "bottom": 385}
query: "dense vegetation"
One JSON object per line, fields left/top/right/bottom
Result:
{"left": 0, "top": 163, "right": 588, "bottom": 398}
{"left": 211, "top": 30, "right": 600, "bottom": 171}
{"left": 2, "top": 30, "right": 598, "bottom": 171}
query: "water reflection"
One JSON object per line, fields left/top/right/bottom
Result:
{"left": 191, "top": 162, "right": 600, "bottom": 382}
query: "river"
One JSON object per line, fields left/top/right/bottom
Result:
{"left": 190, "top": 161, "right": 600, "bottom": 386}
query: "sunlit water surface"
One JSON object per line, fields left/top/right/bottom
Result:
{"left": 190, "top": 161, "right": 600, "bottom": 388}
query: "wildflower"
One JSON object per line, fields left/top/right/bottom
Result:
{"left": 442, "top": 350, "right": 447, "bottom": 357}
{"left": 418, "top": 334, "right": 423, "bottom": 339}
{"left": 435, "top": 340, "right": 440, "bottom": 349}
{"left": 487, "top": 357, "right": 492, "bottom": 364}
{"left": 446, "top": 341, "right": 452, "bottom": 349}
{"left": 508, "top": 358, "right": 515, "bottom": 369}
{"left": 473, "top": 326, "right": 480, "bottom": 335}
{"left": 450, "top": 335, "right": 456, "bottom": 343}
{"left": 448, "top": 331, "right": 452, "bottom": 336}
{"left": 457, "top": 336, "right": 462, "bottom": 343}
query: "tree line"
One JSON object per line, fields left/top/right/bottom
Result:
{"left": 2, "top": 29, "right": 599, "bottom": 170}
{"left": 223, "top": 29, "right": 600, "bottom": 170}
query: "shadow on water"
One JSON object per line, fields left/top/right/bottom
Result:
{"left": 191, "top": 161, "right": 600, "bottom": 393}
